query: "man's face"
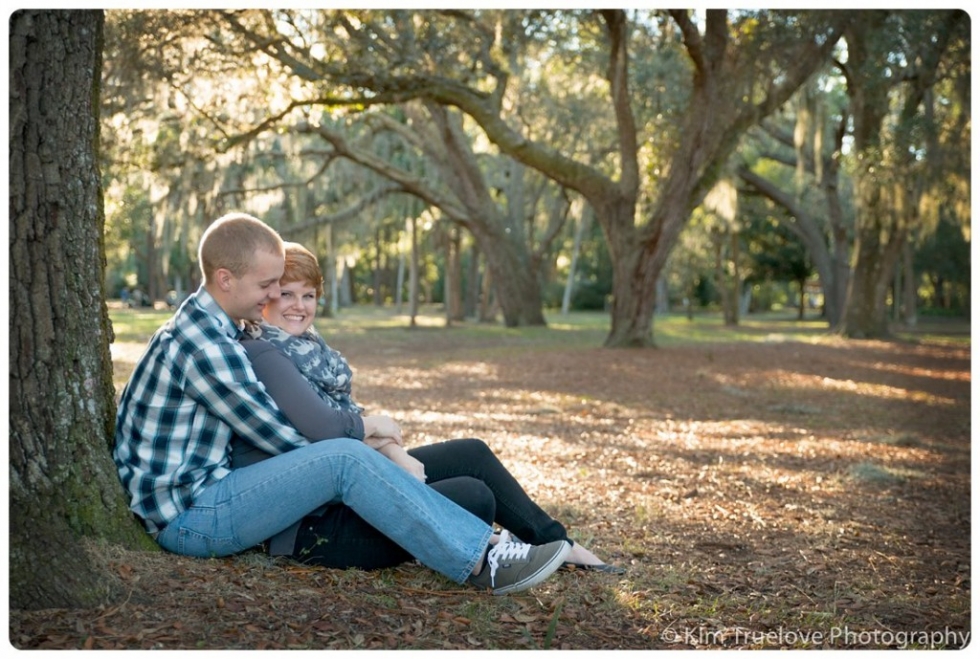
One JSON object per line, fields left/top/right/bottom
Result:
{"left": 224, "top": 249, "right": 285, "bottom": 323}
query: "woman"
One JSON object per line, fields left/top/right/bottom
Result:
{"left": 233, "top": 242, "right": 623, "bottom": 574}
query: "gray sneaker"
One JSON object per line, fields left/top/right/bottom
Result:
{"left": 468, "top": 530, "right": 571, "bottom": 595}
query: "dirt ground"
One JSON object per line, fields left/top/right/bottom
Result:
{"left": 9, "top": 319, "right": 971, "bottom": 650}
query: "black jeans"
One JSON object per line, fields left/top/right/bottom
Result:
{"left": 291, "top": 438, "right": 568, "bottom": 570}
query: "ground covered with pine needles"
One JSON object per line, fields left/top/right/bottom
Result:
{"left": 10, "top": 311, "right": 971, "bottom": 650}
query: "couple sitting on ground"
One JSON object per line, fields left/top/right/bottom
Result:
{"left": 113, "top": 212, "right": 623, "bottom": 596}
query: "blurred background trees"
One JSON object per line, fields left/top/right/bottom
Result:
{"left": 100, "top": 9, "right": 970, "bottom": 345}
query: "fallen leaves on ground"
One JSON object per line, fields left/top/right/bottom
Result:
{"left": 9, "top": 321, "right": 971, "bottom": 650}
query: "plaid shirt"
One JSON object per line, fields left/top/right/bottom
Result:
{"left": 113, "top": 287, "right": 311, "bottom": 534}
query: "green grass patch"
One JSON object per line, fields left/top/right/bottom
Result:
{"left": 108, "top": 304, "right": 969, "bottom": 352}
{"left": 108, "top": 307, "right": 173, "bottom": 342}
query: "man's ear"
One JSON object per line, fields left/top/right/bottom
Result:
{"left": 214, "top": 267, "right": 236, "bottom": 292}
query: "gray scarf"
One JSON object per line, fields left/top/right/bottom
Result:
{"left": 245, "top": 322, "right": 362, "bottom": 414}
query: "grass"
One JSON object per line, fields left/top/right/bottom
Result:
{"left": 107, "top": 303, "right": 970, "bottom": 351}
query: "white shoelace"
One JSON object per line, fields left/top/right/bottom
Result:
{"left": 485, "top": 530, "right": 531, "bottom": 588}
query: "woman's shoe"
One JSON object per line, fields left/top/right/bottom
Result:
{"left": 561, "top": 561, "right": 626, "bottom": 574}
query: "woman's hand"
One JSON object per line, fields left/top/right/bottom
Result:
{"left": 378, "top": 443, "right": 427, "bottom": 482}
{"left": 362, "top": 414, "right": 404, "bottom": 446}
{"left": 363, "top": 436, "right": 396, "bottom": 451}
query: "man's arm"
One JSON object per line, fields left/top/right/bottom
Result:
{"left": 179, "top": 336, "right": 312, "bottom": 457}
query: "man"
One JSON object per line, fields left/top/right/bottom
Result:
{"left": 113, "top": 212, "right": 569, "bottom": 595}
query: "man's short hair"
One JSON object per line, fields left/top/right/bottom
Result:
{"left": 199, "top": 213, "right": 284, "bottom": 283}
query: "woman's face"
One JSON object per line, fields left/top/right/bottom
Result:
{"left": 262, "top": 279, "right": 318, "bottom": 336}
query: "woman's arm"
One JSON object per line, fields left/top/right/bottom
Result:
{"left": 377, "top": 443, "right": 426, "bottom": 482}
{"left": 242, "top": 339, "right": 365, "bottom": 441}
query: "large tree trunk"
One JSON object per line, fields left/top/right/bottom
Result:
{"left": 598, "top": 10, "right": 845, "bottom": 347}
{"left": 840, "top": 176, "right": 905, "bottom": 337}
{"left": 9, "top": 9, "right": 153, "bottom": 611}
{"left": 840, "top": 216, "right": 904, "bottom": 337}
{"left": 445, "top": 226, "right": 464, "bottom": 322}
{"left": 836, "top": 12, "right": 957, "bottom": 338}
{"left": 471, "top": 224, "right": 547, "bottom": 327}
{"left": 424, "top": 105, "right": 546, "bottom": 327}
{"left": 604, "top": 200, "right": 659, "bottom": 347}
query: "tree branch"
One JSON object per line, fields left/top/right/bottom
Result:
{"left": 600, "top": 9, "right": 640, "bottom": 197}
{"left": 668, "top": 9, "right": 705, "bottom": 79}
{"left": 280, "top": 182, "right": 405, "bottom": 236}
{"left": 297, "top": 119, "right": 470, "bottom": 221}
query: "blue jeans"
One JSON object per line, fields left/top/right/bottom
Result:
{"left": 292, "top": 439, "right": 568, "bottom": 570}
{"left": 155, "top": 438, "right": 492, "bottom": 583}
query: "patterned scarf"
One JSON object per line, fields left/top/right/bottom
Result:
{"left": 244, "top": 322, "right": 362, "bottom": 414}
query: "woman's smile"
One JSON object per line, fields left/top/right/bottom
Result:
{"left": 263, "top": 280, "right": 318, "bottom": 336}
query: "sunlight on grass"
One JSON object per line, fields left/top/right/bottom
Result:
{"left": 108, "top": 307, "right": 172, "bottom": 342}
{"left": 815, "top": 377, "right": 958, "bottom": 405}
{"left": 753, "top": 369, "right": 960, "bottom": 406}
{"left": 110, "top": 305, "right": 969, "bottom": 353}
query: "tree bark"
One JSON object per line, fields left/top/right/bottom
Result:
{"left": 447, "top": 226, "right": 464, "bottom": 322}
{"left": 408, "top": 214, "right": 419, "bottom": 327}
{"left": 837, "top": 11, "right": 959, "bottom": 338}
{"left": 561, "top": 202, "right": 590, "bottom": 316}
{"left": 9, "top": 9, "right": 153, "bottom": 611}
{"left": 901, "top": 239, "right": 918, "bottom": 327}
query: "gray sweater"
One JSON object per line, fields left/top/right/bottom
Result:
{"left": 229, "top": 338, "right": 367, "bottom": 554}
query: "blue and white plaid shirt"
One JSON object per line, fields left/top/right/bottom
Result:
{"left": 113, "top": 287, "right": 311, "bottom": 534}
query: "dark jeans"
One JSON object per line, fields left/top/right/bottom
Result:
{"left": 291, "top": 438, "right": 568, "bottom": 570}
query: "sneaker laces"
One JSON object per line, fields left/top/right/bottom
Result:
{"left": 485, "top": 530, "right": 531, "bottom": 588}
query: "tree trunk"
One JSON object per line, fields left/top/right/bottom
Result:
{"left": 712, "top": 232, "right": 731, "bottom": 323}
{"left": 839, "top": 183, "right": 905, "bottom": 338}
{"left": 338, "top": 259, "right": 353, "bottom": 307}
{"left": 408, "top": 214, "right": 419, "bottom": 327}
{"left": 902, "top": 239, "right": 918, "bottom": 327}
{"left": 738, "top": 158, "right": 850, "bottom": 328}
{"left": 728, "top": 231, "right": 741, "bottom": 325}
{"left": 465, "top": 242, "right": 480, "bottom": 319}
{"left": 324, "top": 223, "right": 338, "bottom": 317}
{"left": 606, "top": 252, "right": 659, "bottom": 346}
{"left": 604, "top": 207, "right": 660, "bottom": 347}
{"left": 423, "top": 104, "right": 546, "bottom": 328}
{"left": 468, "top": 224, "right": 546, "bottom": 327}
{"left": 837, "top": 14, "right": 903, "bottom": 339}
{"left": 479, "top": 265, "right": 498, "bottom": 323}
{"left": 395, "top": 248, "right": 405, "bottom": 313}
{"left": 9, "top": 9, "right": 153, "bottom": 611}
{"left": 373, "top": 225, "right": 383, "bottom": 306}
{"left": 561, "top": 203, "right": 590, "bottom": 316}
{"left": 477, "top": 234, "right": 546, "bottom": 327}
{"left": 446, "top": 226, "right": 464, "bottom": 322}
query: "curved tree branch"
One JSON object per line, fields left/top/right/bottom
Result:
{"left": 280, "top": 181, "right": 405, "bottom": 236}
{"left": 297, "top": 119, "right": 470, "bottom": 221}
{"left": 600, "top": 9, "right": 640, "bottom": 198}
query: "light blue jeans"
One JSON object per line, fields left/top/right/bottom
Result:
{"left": 155, "top": 438, "right": 492, "bottom": 584}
